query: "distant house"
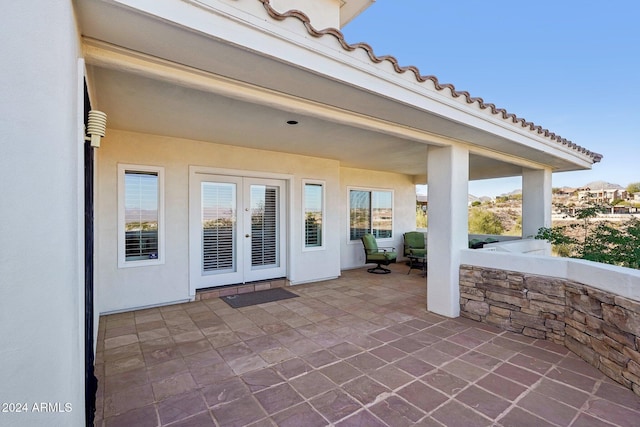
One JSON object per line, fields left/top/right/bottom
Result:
{"left": 577, "top": 187, "right": 627, "bottom": 203}
{"left": 553, "top": 187, "right": 577, "bottom": 196}
{"left": 417, "top": 194, "right": 428, "bottom": 212}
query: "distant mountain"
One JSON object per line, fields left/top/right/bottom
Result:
{"left": 468, "top": 195, "right": 494, "bottom": 203}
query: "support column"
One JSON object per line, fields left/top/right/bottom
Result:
{"left": 427, "top": 145, "right": 469, "bottom": 318}
{"left": 522, "top": 168, "right": 552, "bottom": 238}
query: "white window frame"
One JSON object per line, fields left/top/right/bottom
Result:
{"left": 117, "top": 164, "right": 165, "bottom": 268}
{"left": 347, "top": 186, "right": 394, "bottom": 244}
{"left": 302, "top": 180, "right": 326, "bottom": 251}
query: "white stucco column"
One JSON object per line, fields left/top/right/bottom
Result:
{"left": 427, "top": 145, "right": 469, "bottom": 318}
{"left": 522, "top": 168, "right": 552, "bottom": 238}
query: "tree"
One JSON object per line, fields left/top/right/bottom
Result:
{"left": 469, "top": 208, "right": 504, "bottom": 235}
{"left": 627, "top": 182, "right": 640, "bottom": 195}
{"left": 581, "top": 219, "right": 640, "bottom": 269}
{"left": 416, "top": 207, "right": 427, "bottom": 228}
{"left": 536, "top": 203, "right": 640, "bottom": 269}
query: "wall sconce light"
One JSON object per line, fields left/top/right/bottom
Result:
{"left": 85, "top": 110, "right": 107, "bottom": 147}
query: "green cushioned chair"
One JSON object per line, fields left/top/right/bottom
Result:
{"left": 403, "top": 231, "right": 426, "bottom": 257}
{"left": 361, "top": 233, "right": 397, "bottom": 274}
{"left": 469, "top": 237, "right": 499, "bottom": 249}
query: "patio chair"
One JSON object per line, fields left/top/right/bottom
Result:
{"left": 361, "top": 233, "right": 397, "bottom": 274}
{"left": 403, "top": 231, "right": 426, "bottom": 257}
{"left": 469, "top": 237, "right": 499, "bottom": 249}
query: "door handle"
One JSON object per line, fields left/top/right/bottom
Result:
{"left": 245, "top": 234, "right": 251, "bottom": 238}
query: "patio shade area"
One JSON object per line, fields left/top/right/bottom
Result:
{"left": 95, "top": 266, "right": 640, "bottom": 426}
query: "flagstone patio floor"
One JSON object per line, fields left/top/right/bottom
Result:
{"left": 94, "top": 264, "right": 640, "bottom": 426}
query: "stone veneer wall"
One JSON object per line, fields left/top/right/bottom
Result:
{"left": 460, "top": 265, "right": 640, "bottom": 396}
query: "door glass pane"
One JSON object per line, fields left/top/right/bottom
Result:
{"left": 372, "top": 191, "right": 392, "bottom": 238}
{"left": 349, "top": 190, "right": 370, "bottom": 241}
{"left": 202, "top": 182, "right": 236, "bottom": 273}
{"left": 251, "top": 185, "right": 278, "bottom": 268}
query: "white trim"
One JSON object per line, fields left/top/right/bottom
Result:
{"left": 117, "top": 163, "right": 165, "bottom": 268}
{"left": 302, "top": 179, "right": 326, "bottom": 252}
{"left": 188, "top": 166, "right": 293, "bottom": 296}
{"left": 289, "top": 275, "right": 340, "bottom": 286}
{"left": 190, "top": 165, "right": 294, "bottom": 181}
{"left": 346, "top": 186, "right": 395, "bottom": 244}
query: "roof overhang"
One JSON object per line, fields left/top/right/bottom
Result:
{"left": 77, "top": 0, "right": 598, "bottom": 180}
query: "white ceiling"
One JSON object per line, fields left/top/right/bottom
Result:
{"left": 89, "top": 65, "right": 523, "bottom": 179}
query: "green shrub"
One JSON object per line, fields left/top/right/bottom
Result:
{"left": 469, "top": 208, "right": 504, "bottom": 235}
{"left": 536, "top": 203, "right": 640, "bottom": 269}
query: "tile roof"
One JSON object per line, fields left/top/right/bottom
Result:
{"left": 258, "top": 0, "right": 602, "bottom": 163}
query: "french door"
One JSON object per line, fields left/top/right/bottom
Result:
{"left": 190, "top": 173, "right": 287, "bottom": 291}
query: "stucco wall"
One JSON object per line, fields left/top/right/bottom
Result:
{"left": 96, "top": 130, "right": 419, "bottom": 313}
{"left": 271, "top": 0, "right": 341, "bottom": 29}
{"left": 339, "top": 167, "right": 417, "bottom": 270}
{"left": 0, "top": 2, "right": 85, "bottom": 425}
{"left": 96, "top": 129, "right": 344, "bottom": 313}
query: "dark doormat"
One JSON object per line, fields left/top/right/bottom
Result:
{"left": 221, "top": 288, "right": 299, "bottom": 308}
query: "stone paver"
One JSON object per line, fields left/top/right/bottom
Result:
{"left": 94, "top": 264, "right": 640, "bottom": 426}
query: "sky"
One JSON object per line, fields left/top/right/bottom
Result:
{"left": 341, "top": 0, "right": 640, "bottom": 197}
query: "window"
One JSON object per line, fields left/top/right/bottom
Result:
{"left": 303, "top": 182, "right": 324, "bottom": 249}
{"left": 118, "top": 164, "right": 164, "bottom": 267}
{"left": 349, "top": 189, "right": 392, "bottom": 241}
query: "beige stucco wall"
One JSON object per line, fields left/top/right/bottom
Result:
{"left": 270, "top": 0, "right": 342, "bottom": 29}
{"left": 217, "top": 0, "right": 370, "bottom": 29}
{"left": 340, "top": 167, "right": 417, "bottom": 270}
{"left": 97, "top": 129, "right": 345, "bottom": 313}
{"left": 96, "top": 130, "right": 420, "bottom": 313}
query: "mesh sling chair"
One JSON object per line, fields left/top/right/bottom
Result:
{"left": 361, "top": 233, "right": 397, "bottom": 274}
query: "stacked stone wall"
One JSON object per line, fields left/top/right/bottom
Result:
{"left": 460, "top": 264, "right": 640, "bottom": 396}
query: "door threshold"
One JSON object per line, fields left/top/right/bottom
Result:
{"left": 195, "top": 277, "right": 288, "bottom": 301}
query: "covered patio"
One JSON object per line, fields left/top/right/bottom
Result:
{"left": 94, "top": 266, "right": 640, "bottom": 426}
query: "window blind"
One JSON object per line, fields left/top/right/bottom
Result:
{"left": 202, "top": 182, "right": 236, "bottom": 272}
{"left": 251, "top": 185, "right": 278, "bottom": 267}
